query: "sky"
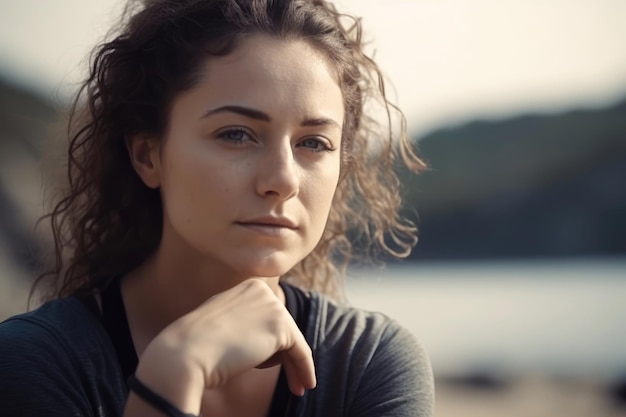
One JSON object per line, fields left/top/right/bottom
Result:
{"left": 1, "top": 0, "right": 625, "bottom": 136}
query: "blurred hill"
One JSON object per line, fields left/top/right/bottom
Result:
{"left": 1, "top": 75, "right": 625, "bottom": 276}
{"left": 0, "top": 76, "right": 57, "bottom": 275}
{"left": 404, "top": 100, "right": 626, "bottom": 260}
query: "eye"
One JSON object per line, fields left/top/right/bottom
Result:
{"left": 216, "top": 127, "right": 254, "bottom": 144}
{"left": 297, "top": 137, "right": 334, "bottom": 153}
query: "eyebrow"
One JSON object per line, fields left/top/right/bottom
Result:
{"left": 202, "top": 105, "right": 341, "bottom": 130}
{"left": 300, "top": 117, "right": 342, "bottom": 130}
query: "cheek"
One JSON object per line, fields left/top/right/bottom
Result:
{"left": 303, "top": 165, "right": 340, "bottom": 226}
{"left": 159, "top": 145, "right": 232, "bottom": 219}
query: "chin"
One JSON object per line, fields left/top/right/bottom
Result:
{"left": 241, "top": 263, "right": 293, "bottom": 279}
{"left": 233, "top": 253, "right": 302, "bottom": 279}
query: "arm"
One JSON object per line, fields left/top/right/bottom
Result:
{"left": 123, "top": 279, "right": 316, "bottom": 416}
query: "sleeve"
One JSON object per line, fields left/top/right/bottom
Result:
{"left": 0, "top": 317, "right": 96, "bottom": 417}
{"left": 348, "top": 321, "right": 435, "bottom": 417}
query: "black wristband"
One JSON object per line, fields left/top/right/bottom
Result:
{"left": 127, "top": 374, "right": 201, "bottom": 417}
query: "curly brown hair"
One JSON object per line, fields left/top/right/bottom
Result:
{"left": 33, "top": 0, "right": 426, "bottom": 302}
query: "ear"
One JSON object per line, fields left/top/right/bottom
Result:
{"left": 125, "top": 134, "right": 162, "bottom": 189}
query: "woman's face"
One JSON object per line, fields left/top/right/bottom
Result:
{"left": 149, "top": 34, "right": 344, "bottom": 278}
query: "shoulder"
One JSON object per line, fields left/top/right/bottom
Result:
{"left": 304, "top": 290, "right": 434, "bottom": 417}
{"left": 0, "top": 296, "right": 111, "bottom": 380}
{"left": 0, "top": 296, "right": 106, "bottom": 356}
{"left": 0, "top": 297, "right": 125, "bottom": 415}
{"left": 307, "top": 289, "right": 426, "bottom": 361}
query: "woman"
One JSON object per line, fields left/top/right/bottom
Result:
{"left": 0, "top": 0, "right": 433, "bottom": 416}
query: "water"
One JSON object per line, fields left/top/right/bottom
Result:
{"left": 344, "top": 258, "right": 626, "bottom": 379}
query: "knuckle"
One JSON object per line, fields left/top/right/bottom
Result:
{"left": 266, "top": 315, "right": 287, "bottom": 334}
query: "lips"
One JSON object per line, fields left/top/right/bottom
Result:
{"left": 235, "top": 216, "right": 298, "bottom": 230}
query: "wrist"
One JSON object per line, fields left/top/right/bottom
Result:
{"left": 135, "top": 341, "right": 205, "bottom": 415}
{"left": 128, "top": 374, "right": 201, "bottom": 417}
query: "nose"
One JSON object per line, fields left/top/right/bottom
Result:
{"left": 255, "top": 140, "right": 299, "bottom": 200}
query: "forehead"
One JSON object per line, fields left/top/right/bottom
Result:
{"left": 171, "top": 34, "right": 345, "bottom": 123}
{"left": 214, "top": 34, "right": 340, "bottom": 83}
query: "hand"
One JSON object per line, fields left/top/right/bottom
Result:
{"left": 132, "top": 279, "right": 316, "bottom": 414}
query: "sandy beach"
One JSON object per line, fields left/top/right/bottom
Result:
{"left": 436, "top": 374, "right": 626, "bottom": 417}
{"left": 3, "top": 278, "right": 626, "bottom": 417}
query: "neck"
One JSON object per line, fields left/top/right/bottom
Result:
{"left": 120, "top": 229, "right": 283, "bottom": 344}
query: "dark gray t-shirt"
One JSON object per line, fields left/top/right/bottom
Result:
{"left": 0, "top": 286, "right": 434, "bottom": 416}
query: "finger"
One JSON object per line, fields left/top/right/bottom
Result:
{"left": 281, "top": 328, "right": 316, "bottom": 396}
{"left": 281, "top": 349, "right": 316, "bottom": 396}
